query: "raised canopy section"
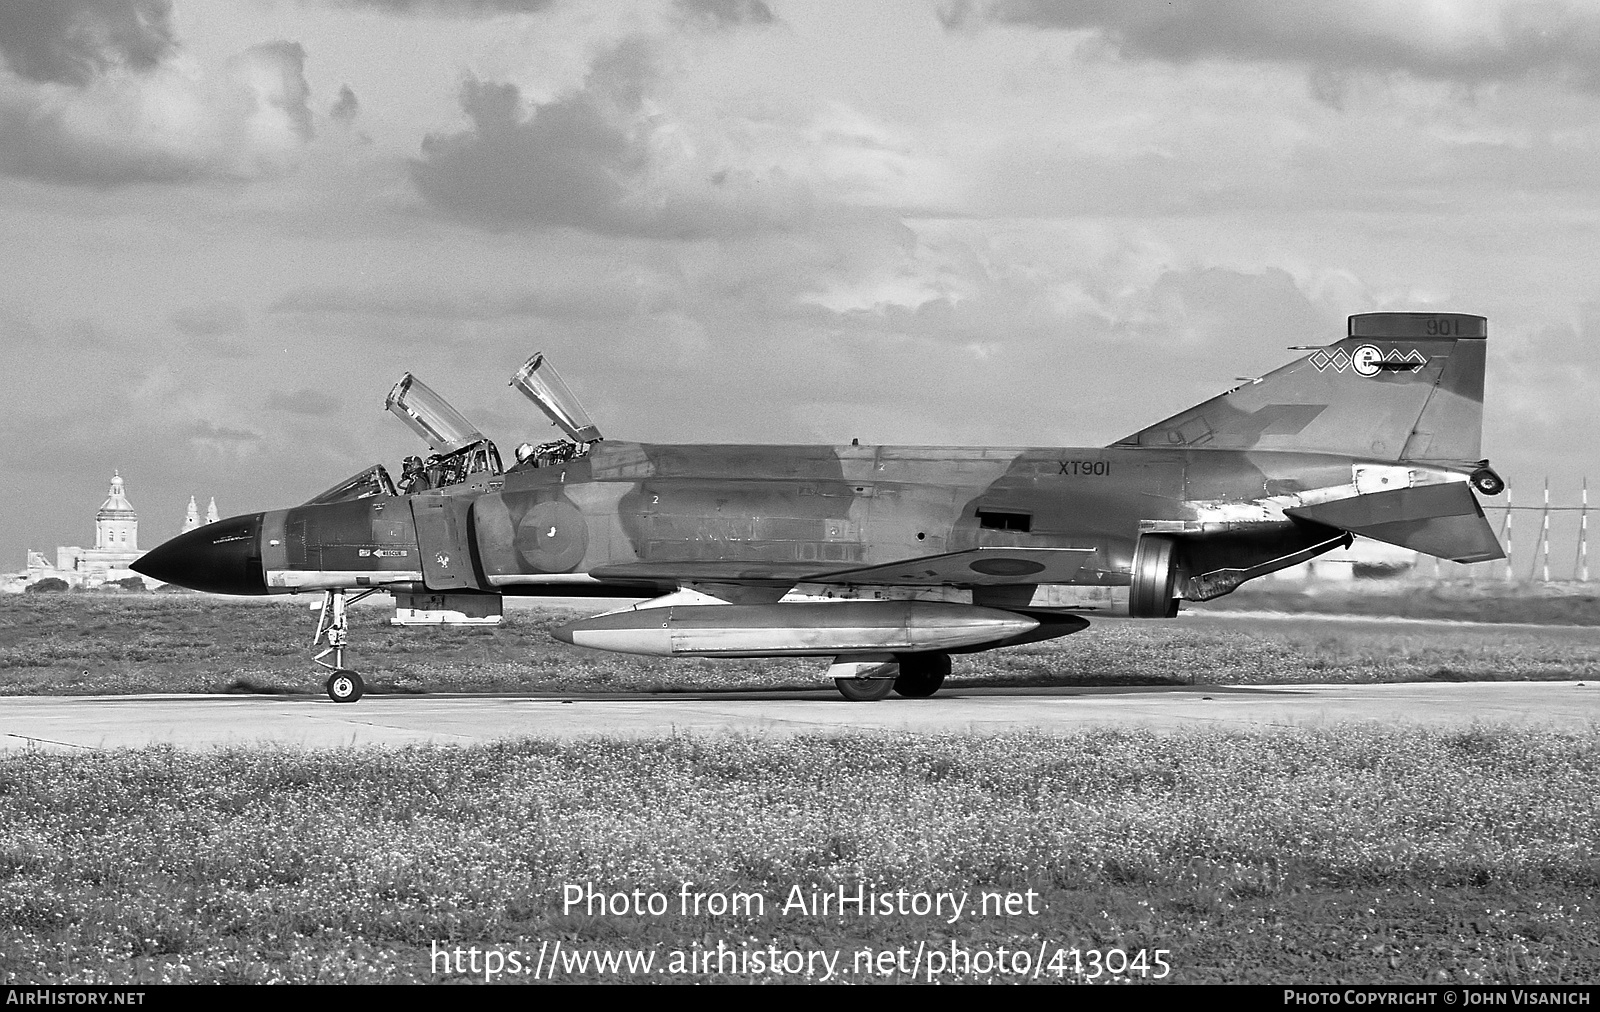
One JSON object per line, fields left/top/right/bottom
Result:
{"left": 385, "top": 373, "right": 488, "bottom": 455}
{"left": 510, "top": 353, "right": 602, "bottom": 444}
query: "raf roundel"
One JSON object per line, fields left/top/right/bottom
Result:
{"left": 969, "top": 558, "right": 1047, "bottom": 577}
{"left": 515, "top": 499, "right": 588, "bottom": 573}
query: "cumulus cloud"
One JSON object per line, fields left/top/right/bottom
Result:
{"left": 272, "top": 272, "right": 682, "bottom": 321}
{"left": 0, "top": 3, "right": 315, "bottom": 186}
{"left": 940, "top": 0, "right": 1600, "bottom": 89}
{"left": 0, "top": 0, "right": 177, "bottom": 86}
{"left": 180, "top": 419, "right": 264, "bottom": 456}
{"left": 673, "top": 0, "right": 777, "bottom": 28}
{"left": 231, "top": 42, "right": 313, "bottom": 146}
{"left": 329, "top": 83, "right": 359, "bottom": 125}
{"left": 410, "top": 37, "right": 813, "bottom": 237}
{"left": 761, "top": 216, "right": 1370, "bottom": 445}
{"left": 317, "top": 0, "right": 557, "bottom": 12}
{"left": 0, "top": 317, "right": 282, "bottom": 557}
{"left": 313, "top": 0, "right": 773, "bottom": 27}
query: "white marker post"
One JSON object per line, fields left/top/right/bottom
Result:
{"left": 1540, "top": 479, "right": 1551, "bottom": 584}
{"left": 1582, "top": 479, "right": 1590, "bottom": 583}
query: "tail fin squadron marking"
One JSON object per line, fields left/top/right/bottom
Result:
{"left": 1310, "top": 345, "right": 1428, "bottom": 374}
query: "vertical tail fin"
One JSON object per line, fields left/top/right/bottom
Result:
{"left": 1114, "top": 313, "right": 1487, "bottom": 464}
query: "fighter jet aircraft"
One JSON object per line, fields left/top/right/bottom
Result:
{"left": 134, "top": 312, "right": 1505, "bottom": 702}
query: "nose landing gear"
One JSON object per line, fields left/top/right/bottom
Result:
{"left": 313, "top": 588, "right": 380, "bottom": 702}
{"left": 325, "top": 669, "right": 363, "bottom": 704}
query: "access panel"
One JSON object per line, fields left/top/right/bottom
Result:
{"left": 410, "top": 495, "right": 487, "bottom": 590}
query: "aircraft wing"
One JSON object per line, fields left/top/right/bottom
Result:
{"left": 590, "top": 547, "right": 1098, "bottom": 588}
{"left": 805, "top": 547, "right": 1098, "bottom": 585}
{"left": 1285, "top": 481, "right": 1504, "bottom": 563}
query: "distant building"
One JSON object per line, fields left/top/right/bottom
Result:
{"left": 182, "top": 495, "right": 222, "bottom": 533}
{"left": 2, "top": 474, "right": 220, "bottom": 592}
{"left": 43, "top": 472, "right": 147, "bottom": 587}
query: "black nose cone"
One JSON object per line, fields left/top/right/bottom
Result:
{"left": 132, "top": 513, "right": 267, "bottom": 595}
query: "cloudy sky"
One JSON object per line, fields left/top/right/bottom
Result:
{"left": 3, "top": 0, "right": 1598, "bottom": 572}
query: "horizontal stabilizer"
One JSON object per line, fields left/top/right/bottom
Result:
{"left": 1285, "top": 482, "right": 1504, "bottom": 563}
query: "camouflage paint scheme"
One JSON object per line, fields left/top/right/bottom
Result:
{"left": 134, "top": 314, "right": 1504, "bottom": 680}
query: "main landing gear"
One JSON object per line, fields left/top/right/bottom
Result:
{"left": 893, "top": 652, "right": 949, "bottom": 698}
{"left": 836, "top": 676, "right": 895, "bottom": 701}
{"left": 832, "top": 652, "right": 951, "bottom": 701}
{"left": 313, "top": 588, "right": 380, "bottom": 703}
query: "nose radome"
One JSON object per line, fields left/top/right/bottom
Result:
{"left": 132, "top": 513, "right": 267, "bottom": 595}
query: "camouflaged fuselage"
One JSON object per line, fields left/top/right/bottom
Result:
{"left": 250, "top": 441, "right": 1375, "bottom": 597}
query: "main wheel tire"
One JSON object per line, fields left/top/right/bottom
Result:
{"left": 835, "top": 677, "right": 895, "bottom": 701}
{"left": 1130, "top": 535, "right": 1181, "bottom": 618}
{"left": 326, "top": 670, "right": 364, "bottom": 703}
{"left": 893, "top": 653, "right": 950, "bottom": 698}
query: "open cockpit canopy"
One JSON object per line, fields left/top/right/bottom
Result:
{"left": 510, "top": 353, "right": 602, "bottom": 444}
{"left": 385, "top": 373, "right": 489, "bottom": 455}
{"left": 385, "top": 372, "right": 503, "bottom": 491}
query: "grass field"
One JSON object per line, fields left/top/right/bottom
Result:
{"left": 2, "top": 727, "right": 1596, "bottom": 984}
{"left": 3, "top": 594, "right": 1600, "bottom": 697}
{"left": 1201, "top": 582, "right": 1600, "bottom": 626}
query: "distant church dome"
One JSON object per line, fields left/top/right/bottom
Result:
{"left": 97, "top": 472, "right": 136, "bottom": 522}
{"left": 94, "top": 471, "right": 138, "bottom": 553}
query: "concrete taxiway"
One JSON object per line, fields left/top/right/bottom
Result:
{"left": 1, "top": 682, "right": 1594, "bottom": 750}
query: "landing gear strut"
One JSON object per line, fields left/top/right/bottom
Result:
{"left": 313, "top": 589, "right": 379, "bottom": 703}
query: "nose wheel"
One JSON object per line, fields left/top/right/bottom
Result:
{"left": 313, "top": 589, "right": 379, "bottom": 703}
{"left": 325, "top": 670, "right": 364, "bottom": 704}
